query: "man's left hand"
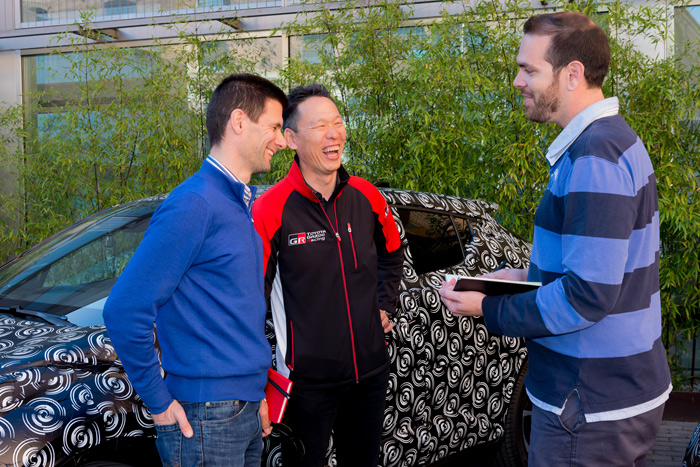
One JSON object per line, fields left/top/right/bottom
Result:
{"left": 380, "top": 309, "right": 394, "bottom": 333}
{"left": 260, "top": 399, "right": 272, "bottom": 437}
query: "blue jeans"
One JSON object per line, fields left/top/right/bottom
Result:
{"left": 155, "top": 400, "right": 262, "bottom": 467}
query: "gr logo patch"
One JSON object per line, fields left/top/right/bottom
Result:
{"left": 288, "top": 230, "right": 327, "bottom": 246}
{"left": 288, "top": 233, "right": 307, "bottom": 246}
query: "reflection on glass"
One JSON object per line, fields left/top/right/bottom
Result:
{"left": 676, "top": 6, "right": 700, "bottom": 58}
{"left": 290, "top": 34, "right": 332, "bottom": 64}
{"left": 19, "top": 0, "right": 282, "bottom": 27}
{"left": 675, "top": 6, "right": 700, "bottom": 93}
{"left": 208, "top": 37, "right": 283, "bottom": 73}
{"left": 395, "top": 208, "right": 466, "bottom": 274}
{"left": 0, "top": 203, "right": 156, "bottom": 318}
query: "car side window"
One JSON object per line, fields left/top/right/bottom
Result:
{"left": 452, "top": 216, "right": 474, "bottom": 251}
{"left": 395, "top": 207, "right": 470, "bottom": 275}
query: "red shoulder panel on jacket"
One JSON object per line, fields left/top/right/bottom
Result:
{"left": 347, "top": 177, "right": 402, "bottom": 253}
{"left": 253, "top": 180, "right": 295, "bottom": 275}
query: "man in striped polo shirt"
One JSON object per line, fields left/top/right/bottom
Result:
{"left": 439, "top": 11, "right": 671, "bottom": 466}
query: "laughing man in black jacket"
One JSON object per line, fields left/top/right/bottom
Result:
{"left": 253, "top": 84, "right": 404, "bottom": 467}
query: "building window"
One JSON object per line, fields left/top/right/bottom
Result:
{"left": 289, "top": 34, "right": 332, "bottom": 64}
{"left": 676, "top": 5, "right": 700, "bottom": 71}
{"left": 211, "top": 36, "right": 283, "bottom": 74}
{"left": 19, "top": 0, "right": 282, "bottom": 28}
{"left": 103, "top": 0, "right": 138, "bottom": 17}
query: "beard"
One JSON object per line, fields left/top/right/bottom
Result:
{"left": 524, "top": 78, "right": 560, "bottom": 123}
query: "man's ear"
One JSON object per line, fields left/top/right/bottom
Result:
{"left": 565, "top": 61, "right": 586, "bottom": 91}
{"left": 285, "top": 128, "right": 297, "bottom": 150}
{"left": 229, "top": 109, "right": 246, "bottom": 136}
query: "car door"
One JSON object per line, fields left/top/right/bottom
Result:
{"left": 382, "top": 284, "right": 431, "bottom": 465}
{"left": 384, "top": 206, "right": 474, "bottom": 465}
{"left": 386, "top": 204, "right": 528, "bottom": 466}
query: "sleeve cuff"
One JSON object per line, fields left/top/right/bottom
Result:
{"left": 482, "top": 295, "right": 505, "bottom": 335}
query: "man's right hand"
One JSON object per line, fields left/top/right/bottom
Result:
{"left": 152, "top": 400, "right": 194, "bottom": 438}
{"left": 380, "top": 309, "right": 394, "bottom": 333}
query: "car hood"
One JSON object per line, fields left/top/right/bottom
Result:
{"left": 0, "top": 315, "right": 153, "bottom": 467}
{"left": 0, "top": 315, "right": 116, "bottom": 378}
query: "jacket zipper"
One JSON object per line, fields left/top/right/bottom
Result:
{"left": 347, "top": 223, "right": 358, "bottom": 269}
{"left": 289, "top": 321, "right": 295, "bottom": 370}
{"left": 318, "top": 200, "right": 359, "bottom": 382}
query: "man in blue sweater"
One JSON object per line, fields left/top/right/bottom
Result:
{"left": 103, "top": 73, "right": 288, "bottom": 466}
{"left": 439, "top": 12, "right": 671, "bottom": 466}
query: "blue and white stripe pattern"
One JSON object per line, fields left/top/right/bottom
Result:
{"left": 483, "top": 98, "right": 671, "bottom": 422}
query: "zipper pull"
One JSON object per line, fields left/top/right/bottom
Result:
{"left": 347, "top": 223, "right": 352, "bottom": 233}
{"left": 335, "top": 232, "right": 341, "bottom": 241}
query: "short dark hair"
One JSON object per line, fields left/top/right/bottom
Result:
{"left": 283, "top": 84, "right": 336, "bottom": 131}
{"left": 206, "top": 73, "right": 288, "bottom": 148}
{"left": 523, "top": 11, "right": 610, "bottom": 88}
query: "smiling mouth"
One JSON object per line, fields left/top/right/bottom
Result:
{"left": 322, "top": 145, "right": 341, "bottom": 157}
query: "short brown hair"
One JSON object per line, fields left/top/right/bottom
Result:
{"left": 206, "top": 73, "right": 288, "bottom": 148}
{"left": 523, "top": 11, "right": 609, "bottom": 88}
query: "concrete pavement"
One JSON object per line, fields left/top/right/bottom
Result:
{"left": 647, "top": 419, "right": 698, "bottom": 467}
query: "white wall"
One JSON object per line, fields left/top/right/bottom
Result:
{"left": 0, "top": 49, "right": 21, "bottom": 230}
{"left": 0, "top": 49, "right": 21, "bottom": 106}
{"left": 0, "top": 0, "right": 17, "bottom": 33}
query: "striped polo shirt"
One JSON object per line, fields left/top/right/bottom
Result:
{"left": 483, "top": 98, "right": 671, "bottom": 422}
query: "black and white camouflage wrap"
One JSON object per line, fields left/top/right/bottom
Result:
{"left": 0, "top": 319, "right": 155, "bottom": 467}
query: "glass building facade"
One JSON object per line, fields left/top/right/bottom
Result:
{"left": 19, "top": 0, "right": 284, "bottom": 27}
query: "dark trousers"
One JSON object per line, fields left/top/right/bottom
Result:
{"left": 529, "top": 390, "right": 665, "bottom": 467}
{"left": 282, "top": 366, "right": 390, "bottom": 467}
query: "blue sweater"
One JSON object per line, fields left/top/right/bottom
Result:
{"left": 483, "top": 111, "right": 671, "bottom": 421}
{"left": 103, "top": 161, "right": 270, "bottom": 414}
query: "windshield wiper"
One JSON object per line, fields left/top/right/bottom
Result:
{"left": 0, "top": 305, "right": 73, "bottom": 327}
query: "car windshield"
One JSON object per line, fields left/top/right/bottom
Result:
{"left": 0, "top": 200, "right": 159, "bottom": 325}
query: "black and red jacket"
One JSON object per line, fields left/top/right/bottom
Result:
{"left": 252, "top": 157, "right": 404, "bottom": 387}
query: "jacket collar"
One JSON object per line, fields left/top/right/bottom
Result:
{"left": 205, "top": 156, "right": 253, "bottom": 208}
{"left": 197, "top": 159, "right": 257, "bottom": 210}
{"left": 286, "top": 154, "right": 350, "bottom": 203}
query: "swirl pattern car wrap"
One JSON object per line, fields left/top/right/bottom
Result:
{"left": 0, "top": 317, "right": 155, "bottom": 467}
